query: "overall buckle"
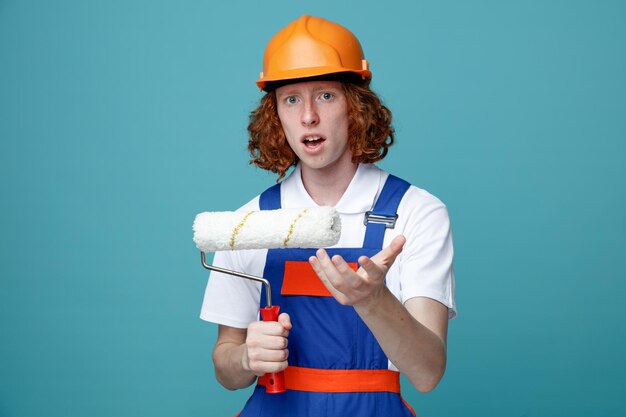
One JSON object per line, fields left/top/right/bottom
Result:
{"left": 363, "top": 212, "right": 398, "bottom": 229}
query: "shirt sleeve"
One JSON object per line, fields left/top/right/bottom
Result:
{"left": 397, "top": 188, "right": 457, "bottom": 319}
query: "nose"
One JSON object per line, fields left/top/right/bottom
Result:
{"left": 301, "top": 100, "right": 319, "bottom": 127}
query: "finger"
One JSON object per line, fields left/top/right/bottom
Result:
{"left": 252, "top": 320, "right": 289, "bottom": 337}
{"left": 248, "top": 333, "right": 288, "bottom": 352}
{"left": 331, "top": 254, "right": 365, "bottom": 289}
{"left": 370, "top": 235, "right": 406, "bottom": 267}
{"left": 389, "top": 234, "right": 406, "bottom": 254}
{"left": 264, "top": 334, "right": 288, "bottom": 350}
{"left": 248, "top": 347, "right": 289, "bottom": 368}
{"left": 317, "top": 249, "right": 354, "bottom": 279}
{"left": 309, "top": 255, "right": 338, "bottom": 291}
{"left": 278, "top": 312, "right": 292, "bottom": 330}
{"left": 314, "top": 248, "right": 334, "bottom": 269}
{"left": 312, "top": 249, "right": 342, "bottom": 286}
{"left": 309, "top": 255, "right": 349, "bottom": 304}
{"left": 331, "top": 254, "right": 356, "bottom": 275}
{"left": 256, "top": 356, "right": 289, "bottom": 374}
{"left": 316, "top": 249, "right": 356, "bottom": 283}
{"left": 357, "top": 255, "right": 385, "bottom": 280}
{"left": 308, "top": 255, "right": 328, "bottom": 281}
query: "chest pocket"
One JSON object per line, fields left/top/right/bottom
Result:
{"left": 281, "top": 261, "right": 358, "bottom": 297}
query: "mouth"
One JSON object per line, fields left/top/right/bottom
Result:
{"left": 302, "top": 135, "right": 326, "bottom": 149}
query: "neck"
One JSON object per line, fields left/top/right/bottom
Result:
{"left": 300, "top": 159, "right": 358, "bottom": 206}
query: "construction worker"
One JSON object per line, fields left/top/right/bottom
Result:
{"left": 201, "top": 15, "right": 456, "bottom": 416}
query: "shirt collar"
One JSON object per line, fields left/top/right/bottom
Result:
{"left": 281, "top": 163, "right": 386, "bottom": 214}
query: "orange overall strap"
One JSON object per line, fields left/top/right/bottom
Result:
{"left": 257, "top": 366, "right": 401, "bottom": 393}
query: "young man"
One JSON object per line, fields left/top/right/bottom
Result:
{"left": 200, "top": 15, "right": 456, "bottom": 417}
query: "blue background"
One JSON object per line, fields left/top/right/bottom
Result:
{"left": 1, "top": 1, "right": 625, "bottom": 416}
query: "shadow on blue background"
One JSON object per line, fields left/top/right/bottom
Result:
{"left": 1, "top": 1, "right": 625, "bottom": 416}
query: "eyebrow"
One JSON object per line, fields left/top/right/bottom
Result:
{"left": 276, "top": 89, "right": 298, "bottom": 97}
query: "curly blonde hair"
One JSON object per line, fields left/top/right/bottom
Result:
{"left": 247, "top": 81, "right": 394, "bottom": 181}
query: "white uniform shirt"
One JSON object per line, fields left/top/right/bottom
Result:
{"left": 200, "top": 163, "right": 456, "bottom": 333}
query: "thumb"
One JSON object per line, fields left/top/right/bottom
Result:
{"left": 370, "top": 235, "right": 406, "bottom": 267}
{"left": 278, "top": 312, "right": 292, "bottom": 330}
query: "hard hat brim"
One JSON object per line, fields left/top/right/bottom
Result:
{"left": 256, "top": 67, "right": 372, "bottom": 91}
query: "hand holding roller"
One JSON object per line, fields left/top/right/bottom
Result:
{"left": 193, "top": 207, "right": 341, "bottom": 394}
{"left": 199, "top": 254, "right": 285, "bottom": 393}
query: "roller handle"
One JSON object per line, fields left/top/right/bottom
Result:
{"left": 259, "top": 306, "right": 286, "bottom": 394}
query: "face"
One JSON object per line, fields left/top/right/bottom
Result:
{"left": 275, "top": 80, "right": 352, "bottom": 175}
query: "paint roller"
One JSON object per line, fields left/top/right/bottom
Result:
{"left": 193, "top": 206, "right": 341, "bottom": 394}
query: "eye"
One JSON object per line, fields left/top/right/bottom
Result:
{"left": 320, "top": 92, "right": 334, "bottom": 101}
{"left": 286, "top": 96, "right": 298, "bottom": 104}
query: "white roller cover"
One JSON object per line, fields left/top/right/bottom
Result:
{"left": 193, "top": 207, "right": 341, "bottom": 251}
